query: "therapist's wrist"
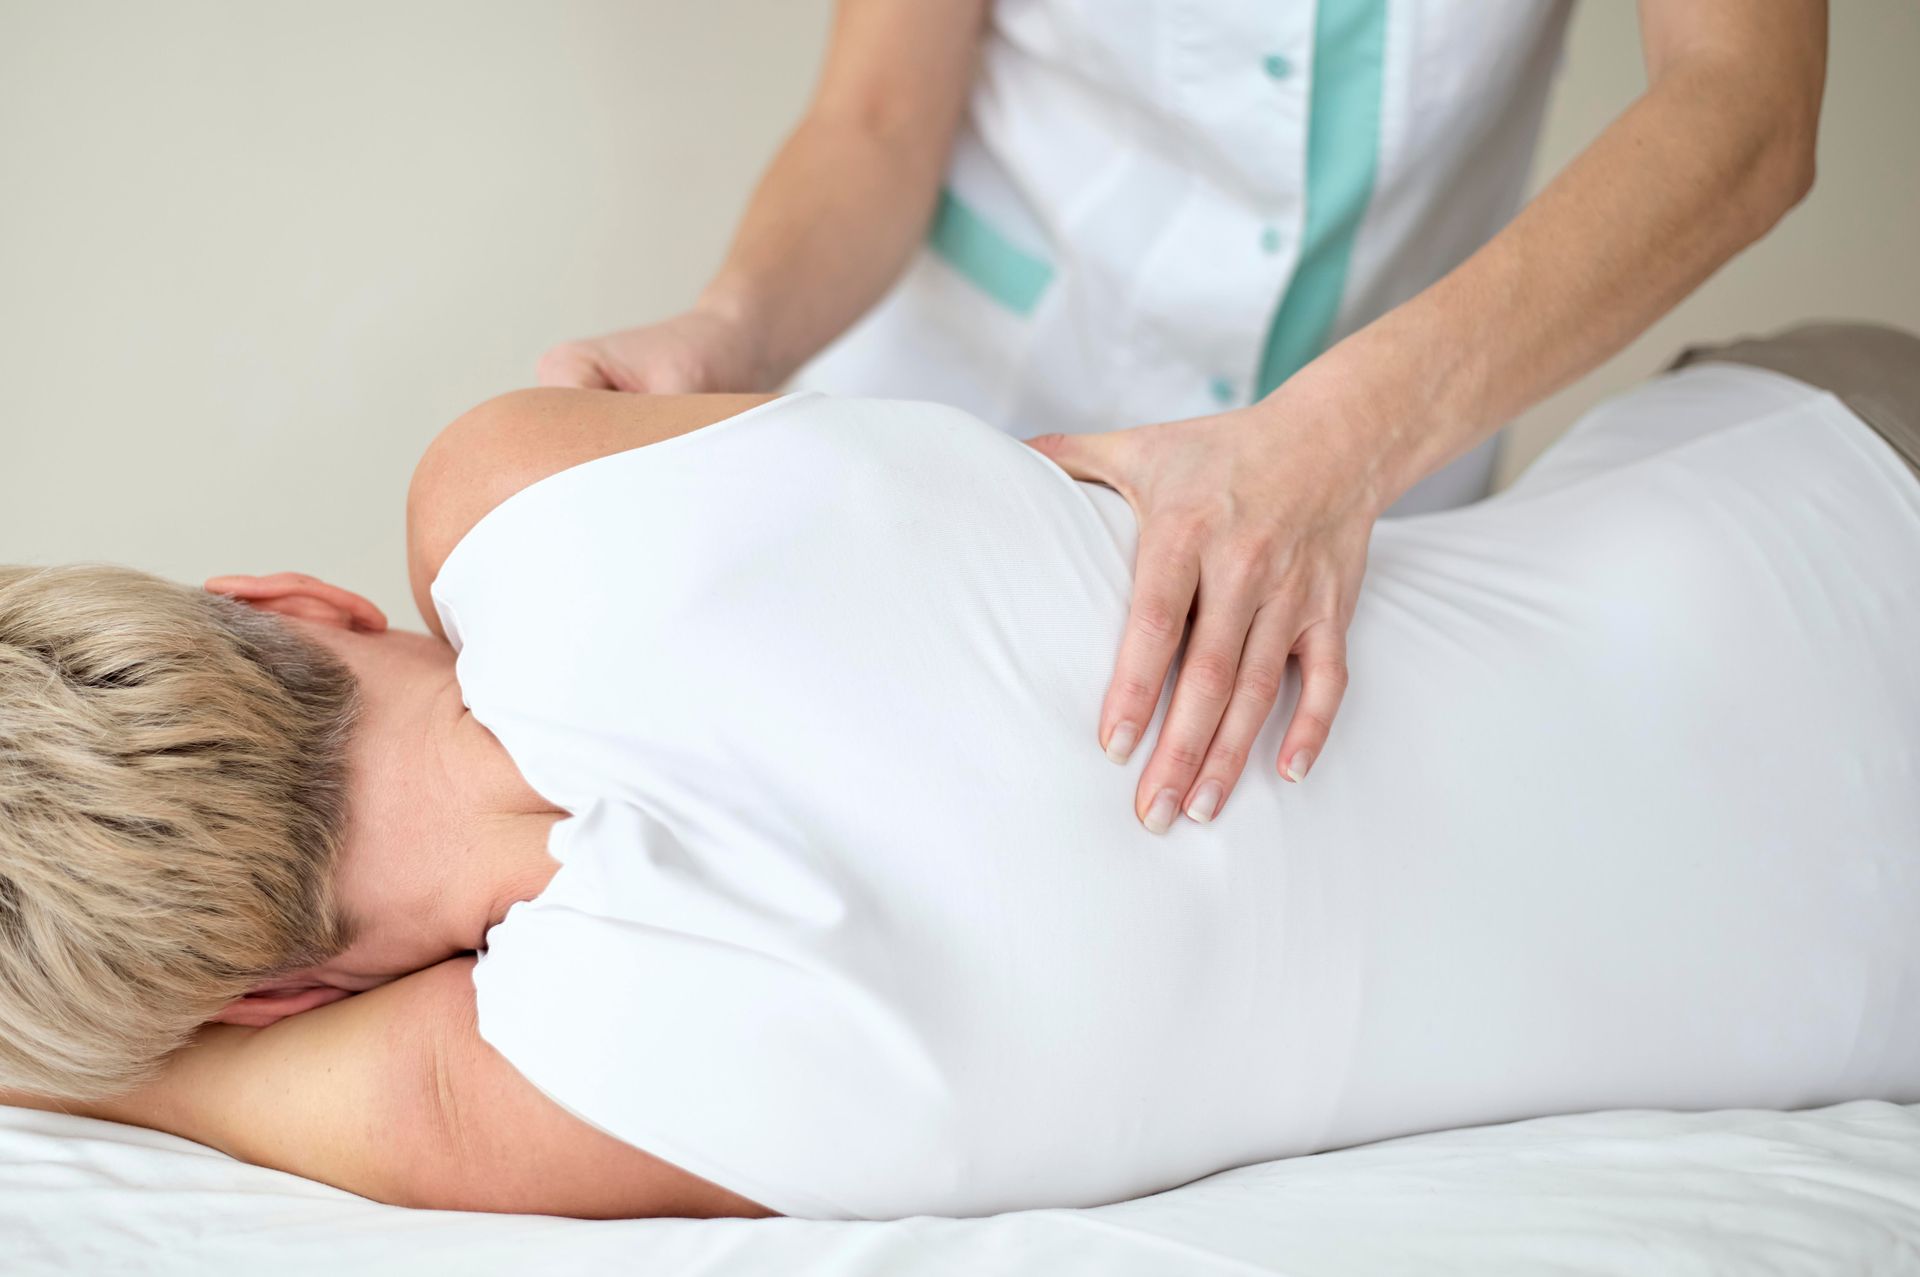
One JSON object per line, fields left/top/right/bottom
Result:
{"left": 690, "top": 280, "right": 790, "bottom": 390}
{"left": 1252, "top": 345, "right": 1422, "bottom": 522}
{"left": 1294, "top": 313, "right": 1492, "bottom": 515}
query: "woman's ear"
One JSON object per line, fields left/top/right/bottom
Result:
{"left": 209, "top": 983, "right": 354, "bottom": 1027}
{"left": 203, "top": 572, "right": 388, "bottom": 632}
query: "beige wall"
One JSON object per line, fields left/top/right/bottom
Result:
{"left": 2, "top": 2, "right": 1915, "bottom": 624}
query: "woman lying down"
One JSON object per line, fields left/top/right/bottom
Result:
{"left": 2, "top": 323, "right": 1918, "bottom": 1222}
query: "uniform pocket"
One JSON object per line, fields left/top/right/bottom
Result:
{"left": 927, "top": 186, "right": 1056, "bottom": 316}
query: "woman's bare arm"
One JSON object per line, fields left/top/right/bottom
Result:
{"left": 1, "top": 956, "right": 771, "bottom": 1218}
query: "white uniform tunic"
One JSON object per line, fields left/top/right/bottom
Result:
{"left": 432, "top": 368, "right": 1920, "bottom": 1221}
{"left": 794, "top": 0, "right": 1576, "bottom": 513}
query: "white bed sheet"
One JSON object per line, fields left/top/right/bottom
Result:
{"left": 5, "top": 1101, "right": 1918, "bottom": 1275}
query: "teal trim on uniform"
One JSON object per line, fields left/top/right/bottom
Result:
{"left": 1254, "top": 0, "right": 1388, "bottom": 397}
{"left": 927, "top": 187, "right": 1055, "bottom": 316}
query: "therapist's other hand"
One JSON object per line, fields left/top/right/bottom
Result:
{"left": 1026, "top": 382, "right": 1384, "bottom": 832}
{"left": 537, "top": 307, "right": 768, "bottom": 394}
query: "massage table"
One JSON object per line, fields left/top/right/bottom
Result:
{"left": 6, "top": 1099, "right": 1917, "bottom": 1274}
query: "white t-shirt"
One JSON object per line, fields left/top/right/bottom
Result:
{"left": 431, "top": 368, "right": 1920, "bottom": 1221}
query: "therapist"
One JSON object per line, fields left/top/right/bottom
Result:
{"left": 540, "top": 0, "right": 1826, "bottom": 833}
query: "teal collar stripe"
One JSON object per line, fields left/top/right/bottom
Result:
{"left": 928, "top": 188, "right": 1055, "bottom": 316}
{"left": 1256, "top": 0, "right": 1389, "bottom": 397}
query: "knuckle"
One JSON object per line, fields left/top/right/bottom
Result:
{"left": 1130, "top": 600, "right": 1185, "bottom": 644}
{"left": 1204, "top": 739, "right": 1248, "bottom": 775}
{"left": 1179, "top": 651, "right": 1238, "bottom": 701}
{"left": 1220, "top": 536, "right": 1273, "bottom": 583}
{"left": 1275, "top": 575, "right": 1313, "bottom": 611}
{"left": 1235, "top": 659, "right": 1286, "bottom": 704}
{"left": 1159, "top": 501, "right": 1207, "bottom": 530}
{"left": 1307, "top": 656, "right": 1350, "bottom": 690}
{"left": 1292, "top": 710, "right": 1335, "bottom": 740}
{"left": 1113, "top": 673, "right": 1162, "bottom": 705}
{"left": 1140, "top": 535, "right": 1197, "bottom": 577}
{"left": 1158, "top": 739, "right": 1209, "bottom": 772}
{"left": 1155, "top": 509, "right": 1211, "bottom": 552}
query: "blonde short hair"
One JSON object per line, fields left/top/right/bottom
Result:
{"left": 0, "top": 564, "right": 359, "bottom": 1100}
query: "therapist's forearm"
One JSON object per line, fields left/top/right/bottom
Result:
{"left": 1316, "top": 24, "right": 1825, "bottom": 512}
{"left": 693, "top": 0, "right": 986, "bottom": 388}
{"left": 697, "top": 115, "right": 956, "bottom": 386}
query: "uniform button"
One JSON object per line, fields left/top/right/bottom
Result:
{"left": 1262, "top": 54, "right": 1292, "bottom": 80}
{"left": 1260, "top": 226, "right": 1282, "bottom": 254}
{"left": 1208, "top": 375, "right": 1236, "bottom": 405}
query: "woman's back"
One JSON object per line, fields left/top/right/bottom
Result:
{"left": 429, "top": 366, "right": 1920, "bottom": 1219}
{"left": 1326, "top": 362, "right": 1920, "bottom": 1146}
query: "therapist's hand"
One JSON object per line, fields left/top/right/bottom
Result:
{"left": 537, "top": 307, "right": 768, "bottom": 394}
{"left": 1026, "top": 374, "right": 1390, "bottom": 832}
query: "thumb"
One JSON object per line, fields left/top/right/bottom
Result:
{"left": 627, "top": 363, "right": 706, "bottom": 395}
{"left": 1023, "top": 430, "right": 1127, "bottom": 486}
{"left": 536, "top": 343, "right": 615, "bottom": 390}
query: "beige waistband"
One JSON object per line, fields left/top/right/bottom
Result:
{"left": 1666, "top": 321, "right": 1920, "bottom": 480}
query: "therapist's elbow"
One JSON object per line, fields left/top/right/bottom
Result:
{"left": 1728, "top": 70, "right": 1822, "bottom": 237}
{"left": 1759, "top": 105, "right": 1819, "bottom": 220}
{"left": 1716, "top": 110, "right": 1818, "bottom": 252}
{"left": 1666, "top": 54, "right": 1821, "bottom": 244}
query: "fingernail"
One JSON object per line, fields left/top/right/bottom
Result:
{"left": 1143, "top": 789, "right": 1179, "bottom": 835}
{"left": 1105, "top": 722, "right": 1140, "bottom": 765}
{"left": 1186, "top": 781, "right": 1223, "bottom": 824}
{"left": 1284, "top": 750, "right": 1314, "bottom": 783}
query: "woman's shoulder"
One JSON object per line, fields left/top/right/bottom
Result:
{"left": 404, "top": 389, "right": 776, "bottom": 634}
